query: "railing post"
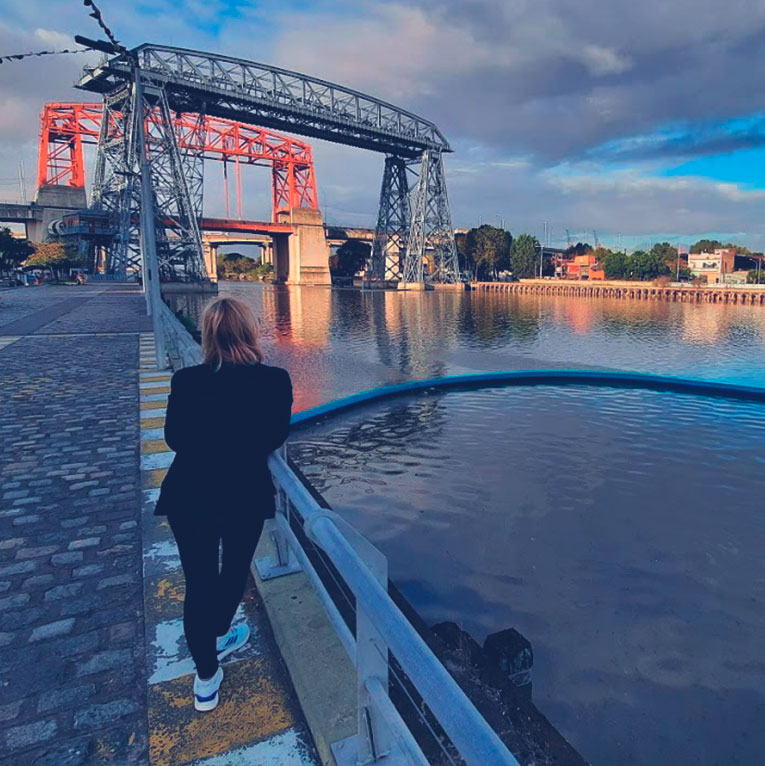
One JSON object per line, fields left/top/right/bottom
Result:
{"left": 254, "top": 445, "right": 302, "bottom": 580}
{"left": 321, "top": 514, "right": 403, "bottom": 765}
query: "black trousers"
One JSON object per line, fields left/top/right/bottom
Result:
{"left": 167, "top": 505, "right": 267, "bottom": 679}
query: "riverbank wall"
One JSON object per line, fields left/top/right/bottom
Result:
{"left": 473, "top": 279, "right": 765, "bottom": 305}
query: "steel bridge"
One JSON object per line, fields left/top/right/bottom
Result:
{"left": 75, "top": 43, "right": 460, "bottom": 285}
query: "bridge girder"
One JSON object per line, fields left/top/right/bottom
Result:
{"left": 76, "top": 44, "right": 459, "bottom": 284}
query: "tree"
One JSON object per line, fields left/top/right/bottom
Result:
{"left": 329, "top": 239, "right": 370, "bottom": 277}
{"left": 650, "top": 241, "right": 678, "bottom": 264}
{"left": 25, "top": 242, "right": 81, "bottom": 279}
{"left": 455, "top": 231, "right": 473, "bottom": 277}
{"left": 216, "top": 252, "right": 269, "bottom": 280}
{"left": 630, "top": 249, "right": 670, "bottom": 281}
{"left": 509, "top": 233, "right": 540, "bottom": 279}
{"left": 601, "top": 249, "right": 629, "bottom": 279}
{"left": 0, "top": 228, "right": 33, "bottom": 272}
{"left": 465, "top": 225, "right": 511, "bottom": 280}
{"left": 690, "top": 239, "right": 722, "bottom": 253}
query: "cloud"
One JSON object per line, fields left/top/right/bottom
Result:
{"left": 1, "top": 0, "right": 765, "bottom": 248}
{"left": 269, "top": 0, "right": 765, "bottom": 161}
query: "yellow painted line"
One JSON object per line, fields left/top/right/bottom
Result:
{"left": 141, "top": 401, "right": 167, "bottom": 411}
{"left": 142, "top": 417, "right": 166, "bottom": 429}
{"left": 156, "top": 575, "right": 185, "bottom": 604}
{"left": 142, "top": 385, "right": 171, "bottom": 394}
{"left": 144, "top": 468, "right": 168, "bottom": 489}
{"left": 141, "top": 440, "right": 171, "bottom": 455}
{"left": 148, "top": 658, "right": 295, "bottom": 766}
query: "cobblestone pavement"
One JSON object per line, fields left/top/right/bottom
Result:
{"left": 0, "top": 285, "right": 108, "bottom": 331}
{"left": 1, "top": 285, "right": 319, "bottom": 766}
{"left": 0, "top": 285, "right": 151, "bottom": 765}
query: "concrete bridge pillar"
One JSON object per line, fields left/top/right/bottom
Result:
{"left": 28, "top": 185, "right": 87, "bottom": 242}
{"left": 202, "top": 241, "right": 218, "bottom": 282}
{"left": 274, "top": 207, "right": 331, "bottom": 285}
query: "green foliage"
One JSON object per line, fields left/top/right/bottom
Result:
{"left": 601, "top": 249, "right": 629, "bottom": 279}
{"left": 455, "top": 225, "right": 512, "bottom": 280}
{"left": 629, "top": 250, "right": 671, "bottom": 280}
{"left": 509, "top": 233, "right": 540, "bottom": 279}
{"left": 24, "top": 241, "right": 82, "bottom": 279}
{"left": 690, "top": 239, "right": 723, "bottom": 253}
{"left": 329, "top": 239, "right": 371, "bottom": 277}
{"left": 600, "top": 248, "right": 671, "bottom": 281}
{"left": 650, "top": 241, "right": 678, "bottom": 264}
{"left": 0, "top": 228, "right": 33, "bottom": 270}
{"left": 747, "top": 269, "right": 765, "bottom": 284}
{"left": 175, "top": 310, "right": 201, "bottom": 342}
{"left": 465, "top": 225, "right": 512, "bottom": 280}
{"left": 216, "top": 252, "right": 273, "bottom": 281}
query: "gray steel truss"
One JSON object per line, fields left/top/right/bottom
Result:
{"left": 404, "top": 150, "right": 460, "bottom": 284}
{"left": 91, "top": 84, "right": 141, "bottom": 277}
{"left": 370, "top": 155, "right": 410, "bottom": 281}
{"left": 91, "top": 73, "right": 207, "bottom": 281}
{"left": 80, "top": 44, "right": 459, "bottom": 284}
{"left": 78, "top": 44, "right": 450, "bottom": 158}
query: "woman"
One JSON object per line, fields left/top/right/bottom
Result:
{"left": 154, "top": 297, "right": 293, "bottom": 711}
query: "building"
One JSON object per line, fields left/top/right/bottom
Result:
{"left": 556, "top": 252, "right": 605, "bottom": 281}
{"left": 688, "top": 248, "right": 736, "bottom": 284}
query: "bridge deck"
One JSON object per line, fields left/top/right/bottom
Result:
{"left": 0, "top": 284, "right": 318, "bottom": 765}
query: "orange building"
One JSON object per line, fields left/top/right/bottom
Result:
{"left": 558, "top": 253, "right": 605, "bottom": 280}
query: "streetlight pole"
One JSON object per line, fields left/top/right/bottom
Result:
{"left": 134, "top": 68, "right": 167, "bottom": 369}
{"left": 540, "top": 221, "right": 547, "bottom": 278}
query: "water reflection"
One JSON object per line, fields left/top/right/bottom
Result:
{"left": 165, "top": 283, "right": 765, "bottom": 406}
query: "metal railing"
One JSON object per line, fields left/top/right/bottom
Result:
{"left": 261, "top": 451, "right": 520, "bottom": 766}
{"left": 158, "top": 301, "right": 202, "bottom": 369}
{"left": 156, "top": 309, "right": 518, "bottom": 765}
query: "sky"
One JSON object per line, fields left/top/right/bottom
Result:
{"left": 3, "top": 0, "right": 765, "bottom": 251}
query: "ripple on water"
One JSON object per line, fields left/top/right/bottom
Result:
{"left": 289, "top": 385, "right": 765, "bottom": 766}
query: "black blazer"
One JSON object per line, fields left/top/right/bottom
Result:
{"left": 154, "top": 362, "right": 293, "bottom": 517}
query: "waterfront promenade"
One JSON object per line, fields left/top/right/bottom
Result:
{"left": 474, "top": 278, "right": 765, "bottom": 304}
{"left": 0, "top": 285, "right": 316, "bottom": 765}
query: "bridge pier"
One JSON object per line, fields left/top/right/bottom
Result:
{"left": 275, "top": 207, "right": 331, "bottom": 285}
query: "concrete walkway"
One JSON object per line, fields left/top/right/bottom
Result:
{"left": 0, "top": 285, "right": 318, "bottom": 766}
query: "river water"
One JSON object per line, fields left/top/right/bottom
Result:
{"left": 168, "top": 283, "right": 765, "bottom": 765}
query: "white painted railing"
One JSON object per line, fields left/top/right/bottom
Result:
{"left": 260, "top": 449, "right": 520, "bottom": 766}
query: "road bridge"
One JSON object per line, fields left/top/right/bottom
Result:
{"left": 75, "top": 43, "right": 459, "bottom": 285}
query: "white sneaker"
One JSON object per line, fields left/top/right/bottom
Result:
{"left": 216, "top": 623, "right": 250, "bottom": 662}
{"left": 193, "top": 666, "right": 223, "bottom": 712}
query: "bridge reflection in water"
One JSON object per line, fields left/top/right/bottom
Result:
{"left": 165, "top": 282, "right": 765, "bottom": 409}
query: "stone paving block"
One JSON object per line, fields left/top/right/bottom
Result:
{"left": 76, "top": 648, "right": 133, "bottom": 677}
{"left": 5, "top": 719, "right": 57, "bottom": 751}
{"left": 29, "top": 618, "right": 75, "bottom": 642}
{"left": 51, "top": 552, "right": 83, "bottom": 566}
{"left": 0, "top": 290, "right": 148, "bottom": 761}
{"left": 73, "top": 699, "right": 137, "bottom": 731}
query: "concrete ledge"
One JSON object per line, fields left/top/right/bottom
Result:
{"left": 251, "top": 521, "right": 356, "bottom": 766}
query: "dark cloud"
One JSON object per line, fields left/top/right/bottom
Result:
{"left": 277, "top": 0, "right": 765, "bottom": 162}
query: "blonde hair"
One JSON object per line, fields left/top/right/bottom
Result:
{"left": 202, "top": 297, "right": 263, "bottom": 370}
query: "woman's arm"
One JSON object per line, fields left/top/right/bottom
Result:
{"left": 261, "top": 368, "right": 293, "bottom": 454}
{"left": 163, "top": 370, "right": 193, "bottom": 453}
